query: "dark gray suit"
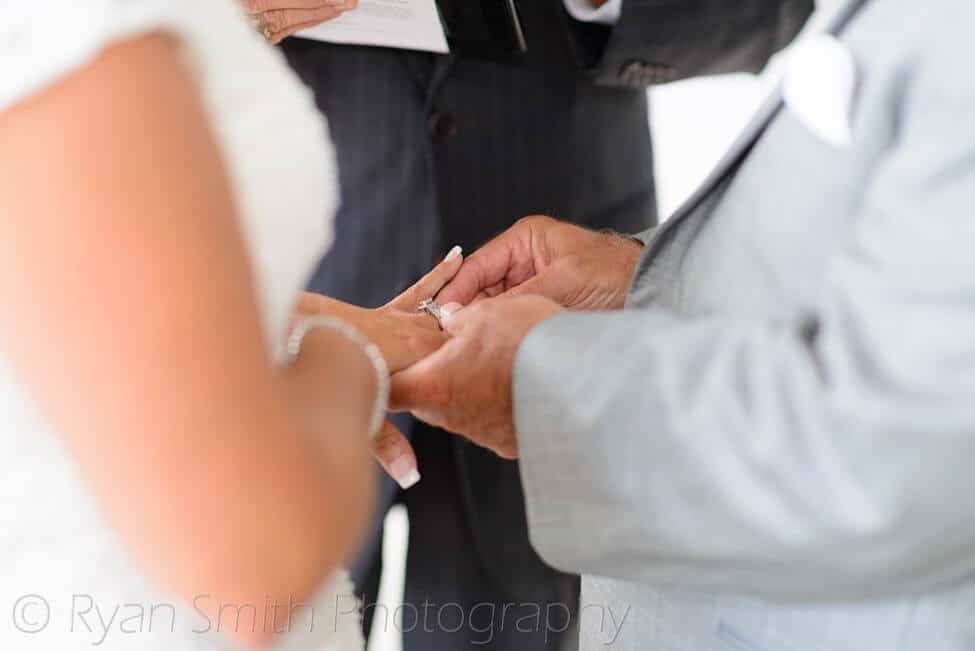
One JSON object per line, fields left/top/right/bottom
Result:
{"left": 280, "top": 2, "right": 811, "bottom": 648}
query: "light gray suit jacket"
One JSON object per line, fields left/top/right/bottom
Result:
{"left": 281, "top": 6, "right": 813, "bottom": 641}
{"left": 514, "top": 0, "right": 975, "bottom": 648}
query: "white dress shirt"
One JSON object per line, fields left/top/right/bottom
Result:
{"left": 563, "top": 0, "right": 622, "bottom": 25}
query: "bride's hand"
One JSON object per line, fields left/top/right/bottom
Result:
{"left": 296, "top": 246, "right": 464, "bottom": 488}
{"left": 296, "top": 246, "right": 464, "bottom": 372}
{"left": 241, "top": 0, "right": 358, "bottom": 45}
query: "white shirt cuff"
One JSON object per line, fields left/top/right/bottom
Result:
{"left": 562, "top": 0, "right": 623, "bottom": 25}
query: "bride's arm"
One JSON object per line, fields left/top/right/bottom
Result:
{"left": 0, "top": 33, "right": 371, "bottom": 648}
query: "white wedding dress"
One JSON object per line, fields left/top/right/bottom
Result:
{"left": 0, "top": 1, "right": 361, "bottom": 649}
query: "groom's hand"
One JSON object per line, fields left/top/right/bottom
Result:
{"left": 436, "top": 215, "right": 643, "bottom": 311}
{"left": 389, "top": 295, "right": 562, "bottom": 459}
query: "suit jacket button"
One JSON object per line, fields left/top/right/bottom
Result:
{"left": 429, "top": 111, "right": 457, "bottom": 143}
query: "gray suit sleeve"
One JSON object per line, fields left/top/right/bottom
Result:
{"left": 591, "top": 0, "right": 814, "bottom": 87}
{"left": 515, "top": 33, "right": 975, "bottom": 601}
{"left": 630, "top": 225, "right": 657, "bottom": 246}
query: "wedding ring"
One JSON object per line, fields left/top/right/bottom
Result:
{"left": 418, "top": 299, "right": 446, "bottom": 330}
{"left": 251, "top": 13, "right": 273, "bottom": 41}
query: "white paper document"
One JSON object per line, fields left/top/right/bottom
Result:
{"left": 298, "top": 0, "right": 449, "bottom": 54}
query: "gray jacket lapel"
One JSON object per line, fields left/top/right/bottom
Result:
{"left": 643, "top": 0, "right": 869, "bottom": 258}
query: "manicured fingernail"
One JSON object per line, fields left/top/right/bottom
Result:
{"left": 445, "top": 245, "right": 463, "bottom": 262}
{"left": 390, "top": 455, "right": 420, "bottom": 489}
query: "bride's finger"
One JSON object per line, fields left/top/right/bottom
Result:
{"left": 387, "top": 245, "right": 463, "bottom": 310}
{"left": 372, "top": 419, "right": 421, "bottom": 490}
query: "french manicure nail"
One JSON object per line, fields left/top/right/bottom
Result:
{"left": 390, "top": 455, "right": 421, "bottom": 490}
{"left": 445, "top": 245, "right": 463, "bottom": 262}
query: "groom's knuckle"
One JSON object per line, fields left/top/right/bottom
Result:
{"left": 495, "top": 444, "right": 517, "bottom": 460}
{"left": 551, "top": 257, "right": 572, "bottom": 273}
{"left": 555, "top": 258, "right": 582, "bottom": 281}
{"left": 518, "top": 214, "right": 551, "bottom": 228}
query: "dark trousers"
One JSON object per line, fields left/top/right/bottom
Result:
{"left": 359, "top": 428, "right": 580, "bottom": 649}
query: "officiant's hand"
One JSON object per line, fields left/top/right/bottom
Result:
{"left": 241, "top": 0, "right": 358, "bottom": 44}
{"left": 389, "top": 295, "right": 562, "bottom": 459}
{"left": 437, "top": 216, "right": 643, "bottom": 311}
{"left": 296, "top": 246, "right": 464, "bottom": 487}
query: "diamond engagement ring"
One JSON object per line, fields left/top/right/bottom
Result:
{"left": 418, "top": 299, "right": 446, "bottom": 330}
